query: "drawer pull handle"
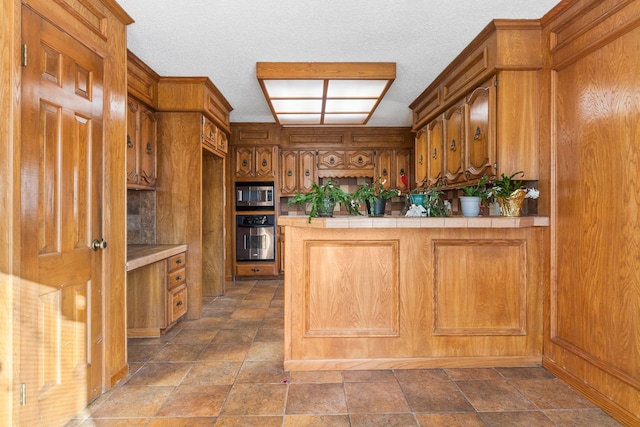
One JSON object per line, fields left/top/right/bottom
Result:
{"left": 175, "top": 259, "right": 183, "bottom": 264}
{"left": 176, "top": 300, "right": 183, "bottom": 306}
{"left": 176, "top": 275, "right": 182, "bottom": 281}
{"left": 287, "top": 169, "right": 292, "bottom": 176}
{"left": 252, "top": 268, "right": 260, "bottom": 272}
{"left": 305, "top": 168, "right": 310, "bottom": 177}
{"left": 474, "top": 126, "right": 482, "bottom": 141}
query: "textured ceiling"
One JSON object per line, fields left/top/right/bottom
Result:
{"left": 118, "top": 0, "right": 562, "bottom": 127}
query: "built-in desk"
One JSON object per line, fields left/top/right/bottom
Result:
{"left": 279, "top": 216, "right": 548, "bottom": 371}
{"left": 127, "top": 244, "right": 188, "bottom": 337}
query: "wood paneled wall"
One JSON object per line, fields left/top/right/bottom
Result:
{"left": 542, "top": 0, "right": 640, "bottom": 424}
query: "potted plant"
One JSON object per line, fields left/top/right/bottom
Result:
{"left": 485, "top": 171, "right": 540, "bottom": 216}
{"left": 288, "top": 179, "right": 358, "bottom": 223}
{"left": 353, "top": 177, "right": 400, "bottom": 217}
{"left": 459, "top": 175, "right": 489, "bottom": 217}
{"left": 424, "top": 186, "right": 449, "bottom": 217}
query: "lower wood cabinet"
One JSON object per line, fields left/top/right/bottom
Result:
{"left": 127, "top": 251, "right": 188, "bottom": 337}
{"left": 235, "top": 262, "right": 277, "bottom": 277}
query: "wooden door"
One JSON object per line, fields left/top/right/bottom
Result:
{"left": 394, "top": 149, "right": 411, "bottom": 193}
{"left": 234, "top": 146, "right": 254, "bottom": 177}
{"left": 414, "top": 129, "right": 428, "bottom": 186}
{"left": 138, "top": 106, "right": 157, "bottom": 187}
{"left": 376, "top": 149, "right": 392, "bottom": 187}
{"left": 255, "top": 146, "right": 275, "bottom": 178}
{"left": 20, "top": 6, "right": 104, "bottom": 424}
{"left": 298, "top": 150, "right": 316, "bottom": 193}
{"left": 126, "top": 97, "right": 139, "bottom": 185}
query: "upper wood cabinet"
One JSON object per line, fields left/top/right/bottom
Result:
{"left": 410, "top": 21, "right": 542, "bottom": 184}
{"left": 127, "top": 51, "right": 160, "bottom": 190}
{"left": 375, "top": 149, "right": 411, "bottom": 193}
{"left": 203, "top": 116, "right": 229, "bottom": 157}
{"left": 127, "top": 96, "right": 157, "bottom": 189}
{"left": 234, "top": 145, "right": 277, "bottom": 178}
{"left": 280, "top": 149, "right": 316, "bottom": 196}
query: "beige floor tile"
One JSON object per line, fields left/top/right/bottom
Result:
{"left": 126, "top": 343, "right": 165, "bottom": 362}
{"left": 253, "top": 327, "right": 284, "bottom": 342}
{"left": 496, "top": 366, "right": 556, "bottom": 380}
{"left": 480, "top": 411, "right": 556, "bottom": 426}
{"left": 415, "top": 413, "right": 486, "bottom": 426}
{"left": 231, "top": 307, "right": 269, "bottom": 319}
{"left": 181, "top": 361, "right": 242, "bottom": 385}
{"left": 215, "top": 415, "right": 283, "bottom": 426}
{"left": 198, "top": 341, "right": 250, "bottom": 361}
{"left": 393, "top": 368, "right": 448, "bottom": 382}
{"left": 286, "top": 383, "right": 348, "bottom": 415}
{"left": 91, "top": 385, "right": 173, "bottom": 418}
{"left": 400, "top": 380, "right": 475, "bottom": 412}
{"left": 289, "top": 370, "right": 343, "bottom": 384}
{"left": 510, "top": 378, "right": 596, "bottom": 409}
{"left": 543, "top": 408, "right": 624, "bottom": 426}
{"left": 284, "top": 414, "right": 351, "bottom": 426}
{"left": 155, "top": 384, "right": 230, "bottom": 417}
{"left": 147, "top": 417, "right": 216, "bottom": 427}
{"left": 456, "top": 380, "right": 536, "bottom": 412}
{"left": 236, "top": 360, "right": 290, "bottom": 384}
{"left": 170, "top": 328, "right": 219, "bottom": 344}
{"left": 125, "top": 362, "right": 192, "bottom": 386}
{"left": 344, "top": 382, "right": 410, "bottom": 414}
{"left": 342, "top": 369, "right": 396, "bottom": 382}
{"left": 244, "top": 341, "right": 284, "bottom": 361}
{"left": 79, "top": 419, "right": 150, "bottom": 426}
{"left": 350, "top": 413, "right": 419, "bottom": 426}
{"left": 445, "top": 367, "right": 503, "bottom": 381}
{"left": 220, "top": 383, "right": 287, "bottom": 415}
{"left": 150, "top": 343, "right": 206, "bottom": 362}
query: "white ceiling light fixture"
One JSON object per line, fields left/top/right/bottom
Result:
{"left": 257, "top": 62, "right": 396, "bottom": 126}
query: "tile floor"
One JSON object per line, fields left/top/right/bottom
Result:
{"left": 69, "top": 279, "right": 623, "bottom": 426}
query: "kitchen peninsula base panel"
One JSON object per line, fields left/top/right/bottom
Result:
{"left": 281, "top": 217, "right": 546, "bottom": 370}
{"left": 284, "top": 356, "right": 543, "bottom": 372}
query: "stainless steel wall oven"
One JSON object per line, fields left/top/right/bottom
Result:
{"left": 235, "top": 214, "right": 275, "bottom": 262}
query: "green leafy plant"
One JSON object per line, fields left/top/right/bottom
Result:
{"left": 353, "top": 177, "right": 400, "bottom": 216}
{"left": 486, "top": 171, "right": 524, "bottom": 199}
{"left": 460, "top": 175, "right": 489, "bottom": 197}
{"left": 424, "top": 186, "right": 449, "bottom": 217}
{"left": 288, "top": 179, "right": 358, "bottom": 223}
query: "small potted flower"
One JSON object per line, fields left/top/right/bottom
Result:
{"left": 459, "top": 175, "right": 489, "bottom": 217}
{"left": 485, "top": 171, "right": 540, "bottom": 216}
{"left": 288, "top": 179, "right": 359, "bottom": 223}
{"left": 353, "top": 177, "right": 400, "bottom": 217}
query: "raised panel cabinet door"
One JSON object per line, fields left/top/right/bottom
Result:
{"left": 414, "top": 129, "right": 428, "bottom": 186}
{"left": 138, "top": 107, "right": 157, "bottom": 187}
{"left": 444, "top": 102, "right": 466, "bottom": 185}
{"left": 217, "top": 131, "right": 228, "bottom": 154}
{"left": 20, "top": 6, "right": 105, "bottom": 419}
{"left": 466, "top": 81, "right": 494, "bottom": 180}
{"left": 394, "top": 149, "right": 411, "bottom": 193}
{"left": 346, "top": 150, "right": 374, "bottom": 169}
{"left": 376, "top": 149, "right": 392, "bottom": 186}
{"left": 255, "top": 146, "right": 275, "bottom": 178}
{"left": 318, "top": 150, "right": 345, "bottom": 169}
{"left": 126, "top": 97, "right": 139, "bottom": 186}
{"left": 202, "top": 117, "right": 217, "bottom": 151}
{"left": 235, "top": 146, "right": 254, "bottom": 177}
{"left": 280, "top": 150, "right": 298, "bottom": 195}
{"left": 299, "top": 150, "right": 316, "bottom": 193}
{"left": 427, "top": 115, "right": 444, "bottom": 186}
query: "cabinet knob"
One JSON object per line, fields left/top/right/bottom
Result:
{"left": 329, "top": 156, "right": 335, "bottom": 165}
{"left": 418, "top": 155, "right": 423, "bottom": 165}
{"left": 262, "top": 159, "right": 268, "bottom": 167}
{"left": 287, "top": 169, "right": 292, "bottom": 176}
{"left": 432, "top": 148, "right": 438, "bottom": 159}
{"left": 175, "top": 259, "right": 183, "bottom": 264}
{"left": 146, "top": 142, "right": 153, "bottom": 155}
{"left": 91, "top": 239, "right": 107, "bottom": 251}
{"left": 357, "top": 156, "right": 363, "bottom": 164}
{"left": 382, "top": 168, "right": 388, "bottom": 176}
{"left": 176, "top": 275, "right": 182, "bottom": 281}
{"left": 242, "top": 159, "right": 248, "bottom": 167}
{"left": 450, "top": 138, "right": 456, "bottom": 151}
{"left": 127, "top": 134, "right": 133, "bottom": 148}
{"left": 176, "top": 300, "right": 183, "bottom": 306}
{"left": 305, "top": 169, "right": 310, "bottom": 177}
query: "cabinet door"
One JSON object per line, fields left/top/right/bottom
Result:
{"left": 126, "top": 97, "right": 139, "bottom": 186}
{"left": 299, "top": 150, "right": 316, "bottom": 193}
{"left": 394, "top": 149, "right": 411, "bottom": 193}
{"left": 466, "top": 82, "right": 494, "bottom": 180}
{"left": 235, "top": 147, "right": 254, "bottom": 177}
{"left": 346, "top": 150, "right": 374, "bottom": 169}
{"left": 414, "top": 129, "right": 428, "bottom": 186}
{"left": 280, "top": 150, "right": 298, "bottom": 195}
{"left": 444, "top": 102, "right": 465, "bottom": 185}
{"left": 203, "top": 117, "right": 217, "bottom": 151}
{"left": 376, "top": 149, "right": 392, "bottom": 186}
{"left": 138, "top": 107, "right": 157, "bottom": 187}
{"left": 318, "top": 150, "right": 344, "bottom": 170}
{"left": 255, "top": 146, "right": 276, "bottom": 178}
{"left": 427, "top": 115, "right": 444, "bottom": 186}
{"left": 217, "top": 131, "right": 228, "bottom": 154}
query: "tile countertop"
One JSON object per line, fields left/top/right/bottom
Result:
{"left": 126, "top": 244, "right": 188, "bottom": 271}
{"left": 277, "top": 215, "right": 550, "bottom": 229}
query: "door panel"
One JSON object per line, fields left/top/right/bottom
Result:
{"left": 20, "top": 6, "right": 104, "bottom": 424}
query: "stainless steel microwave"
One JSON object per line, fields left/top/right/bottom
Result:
{"left": 235, "top": 182, "right": 274, "bottom": 210}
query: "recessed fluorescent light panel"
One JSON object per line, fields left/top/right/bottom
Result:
{"left": 257, "top": 62, "right": 396, "bottom": 126}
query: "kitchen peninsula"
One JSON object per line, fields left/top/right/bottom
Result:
{"left": 279, "top": 215, "right": 548, "bottom": 371}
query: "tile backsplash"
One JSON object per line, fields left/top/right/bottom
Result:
{"left": 127, "top": 190, "right": 156, "bottom": 244}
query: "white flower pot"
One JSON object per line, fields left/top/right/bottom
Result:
{"left": 459, "top": 196, "right": 481, "bottom": 217}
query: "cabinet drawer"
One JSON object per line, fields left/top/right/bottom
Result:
{"left": 168, "top": 252, "right": 186, "bottom": 272}
{"left": 236, "top": 263, "right": 276, "bottom": 276}
{"left": 168, "top": 267, "right": 186, "bottom": 289}
{"left": 168, "top": 283, "right": 187, "bottom": 324}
